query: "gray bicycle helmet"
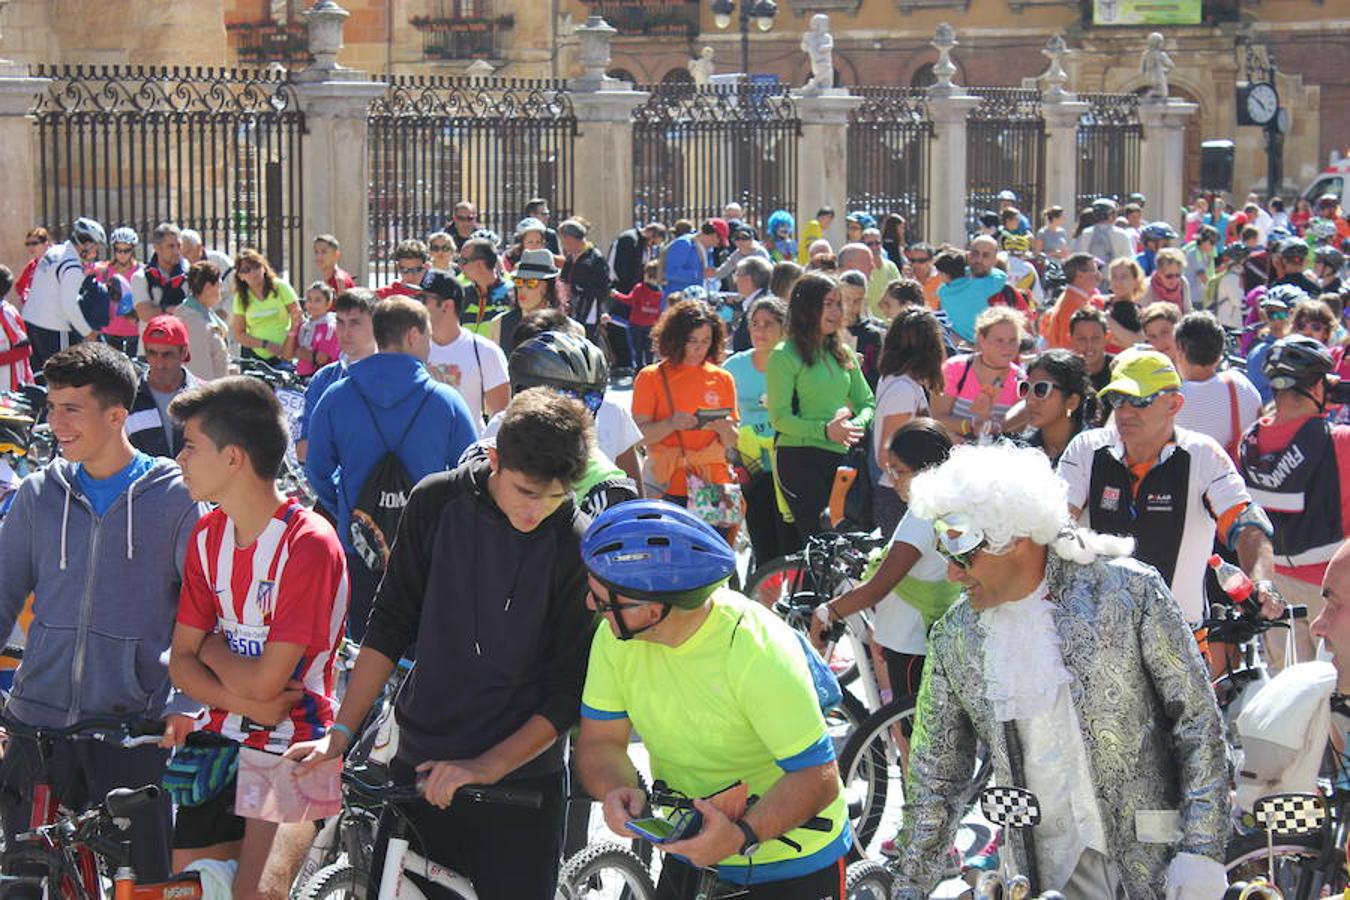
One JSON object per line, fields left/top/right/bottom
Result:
{"left": 509, "top": 331, "right": 608, "bottom": 396}
{"left": 1264, "top": 334, "right": 1334, "bottom": 391}
{"left": 71, "top": 217, "right": 106, "bottom": 246}
{"left": 1264, "top": 283, "right": 1310, "bottom": 309}
{"left": 108, "top": 226, "right": 139, "bottom": 247}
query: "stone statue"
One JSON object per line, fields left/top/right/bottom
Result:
{"left": 688, "top": 46, "right": 715, "bottom": 85}
{"left": 1140, "top": 32, "right": 1173, "bottom": 99}
{"left": 801, "top": 14, "right": 834, "bottom": 92}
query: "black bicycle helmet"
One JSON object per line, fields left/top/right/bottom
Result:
{"left": 1264, "top": 334, "right": 1334, "bottom": 391}
{"left": 509, "top": 331, "right": 608, "bottom": 396}
{"left": 1315, "top": 245, "right": 1346, "bottom": 273}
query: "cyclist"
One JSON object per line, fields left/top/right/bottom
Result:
{"left": 1239, "top": 335, "right": 1350, "bottom": 668}
{"left": 576, "top": 500, "right": 850, "bottom": 899}
{"left": 1057, "top": 348, "right": 1285, "bottom": 639}
{"left": 0, "top": 343, "right": 204, "bottom": 881}
{"left": 166, "top": 376, "right": 347, "bottom": 898}
{"left": 893, "top": 443, "right": 1227, "bottom": 899}
{"left": 288, "top": 389, "right": 595, "bottom": 900}
{"left": 23, "top": 216, "right": 105, "bottom": 368}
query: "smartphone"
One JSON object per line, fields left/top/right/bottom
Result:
{"left": 695, "top": 407, "right": 732, "bottom": 426}
{"left": 626, "top": 817, "right": 678, "bottom": 843}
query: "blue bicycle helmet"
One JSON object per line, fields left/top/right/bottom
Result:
{"left": 1140, "top": 221, "right": 1177, "bottom": 243}
{"left": 582, "top": 500, "right": 736, "bottom": 610}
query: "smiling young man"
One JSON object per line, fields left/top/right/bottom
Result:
{"left": 0, "top": 342, "right": 203, "bottom": 881}
{"left": 288, "top": 388, "right": 595, "bottom": 900}
{"left": 166, "top": 376, "right": 347, "bottom": 900}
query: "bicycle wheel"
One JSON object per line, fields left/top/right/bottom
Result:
{"left": 744, "top": 555, "right": 802, "bottom": 607}
{"left": 297, "top": 863, "right": 362, "bottom": 900}
{"left": 557, "top": 843, "right": 656, "bottom": 900}
{"left": 1225, "top": 831, "right": 1337, "bottom": 898}
{"left": 844, "top": 859, "right": 894, "bottom": 900}
{"left": 0, "top": 846, "right": 63, "bottom": 900}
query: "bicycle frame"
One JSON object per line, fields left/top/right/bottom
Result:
{"left": 377, "top": 834, "right": 474, "bottom": 900}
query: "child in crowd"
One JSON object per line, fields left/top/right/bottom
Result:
{"left": 295, "top": 281, "right": 339, "bottom": 378}
{"left": 613, "top": 259, "right": 663, "bottom": 369}
{"left": 0, "top": 266, "right": 32, "bottom": 391}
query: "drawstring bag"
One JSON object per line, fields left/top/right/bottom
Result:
{"left": 163, "top": 741, "right": 240, "bottom": 808}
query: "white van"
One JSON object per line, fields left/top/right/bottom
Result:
{"left": 1303, "top": 156, "right": 1350, "bottom": 206}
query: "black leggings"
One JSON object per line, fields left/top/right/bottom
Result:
{"left": 655, "top": 855, "right": 845, "bottom": 900}
{"left": 775, "top": 445, "right": 846, "bottom": 541}
{"left": 744, "top": 469, "right": 801, "bottom": 567}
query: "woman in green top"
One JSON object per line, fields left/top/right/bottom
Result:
{"left": 230, "top": 248, "right": 301, "bottom": 365}
{"left": 766, "top": 272, "right": 875, "bottom": 540}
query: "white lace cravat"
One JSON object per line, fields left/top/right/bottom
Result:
{"left": 978, "top": 580, "right": 1073, "bottom": 722}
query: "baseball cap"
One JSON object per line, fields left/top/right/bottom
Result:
{"left": 705, "top": 218, "right": 730, "bottom": 247}
{"left": 1099, "top": 348, "right": 1181, "bottom": 400}
{"left": 732, "top": 225, "right": 756, "bottom": 242}
{"left": 143, "top": 315, "right": 191, "bottom": 361}
{"left": 418, "top": 269, "right": 463, "bottom": 303}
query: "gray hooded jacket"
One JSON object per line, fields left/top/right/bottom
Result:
{"left": 0, "top": 456, "right": 204, "bottom": 727}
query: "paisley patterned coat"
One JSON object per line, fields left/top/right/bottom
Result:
{"left": 892, "top": 553, "right": 1229, "bottom": 899}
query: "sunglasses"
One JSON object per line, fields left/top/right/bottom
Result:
{"left": 1267, "top": 310, "right": 1290, "bottom": 321}
{"left": 237, "top": 263, "right": 261, "bottom": 274}
{"left": 24, "top": 240, "right": 42, "bottom": 247}
{"left": 907, "top": 256, "right": 932, "bottom": 264}
{"left": 113, "top": 246, "right": 135, "bottom": 255}
{"left": 1017, "top": 380, "right": 1060, "bottom": 400}
{"left": 1103, "top": 389, "right": 1177, "bottom": 411}
{"left": 517, "top": 277, "right": 545, "bottom": 289}
{"left": 398, "top": 266, "right": 427, "bottom": 276}
{"left": 557, "top": 386, "right": 604, "bottom": 414}
{"left": 864, "top": 240, "right": 882, "bottom": 248}
{"left": 933, "top": 516, "right": 988, "bottom": 570}
{"left": 459, "top": 256, "right": 481, "bottom": 266}
{"left": 454, "top": 214, "right": 475, "bottom": 222}
{"left": 429, "top": 244, "right": 452, "bottom": 252}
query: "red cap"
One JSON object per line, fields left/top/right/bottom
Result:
{"left": 707, "top": 217, "right": 730, "bottom": 246}
{"left": 143, "top": 314, "right": 191, "bottom": 362}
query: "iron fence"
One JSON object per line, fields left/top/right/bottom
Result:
{"left": 966, "top": 88, "right": 1044, "bottom": 235}
{"left": 847, "top": 87, "right": 933, "bottom": 243}
{"left": 1076, "top": 92, "right": 1142, "bottom": 212}
{"left": 30, "top": 64, "right": 304, "bottom": 278}
{"left": 367, "top": 75, "right": 576, "bottom": 284}
{"left": 632, "top": 83, "right": 799, "bottom": 232}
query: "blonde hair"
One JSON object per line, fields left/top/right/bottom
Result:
{"left": 974, "top": 305, "right": 1026, "bottom": 340}
{"left": 1155, "top": 247, "right": 1187, "bottom": 272}
{"left": 1108, "top": 257, "right": 1146, "bottom": 302}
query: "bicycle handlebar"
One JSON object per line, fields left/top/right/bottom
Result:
{"left": 0, "top": 714, "right": 165, "bottom": 746}
{"left": 1202, "top": 603, "right": 1308, "bottom": 645}
{"left": 646, "top": 781, "right": 832, "bottom": 833}
{"left": 340, "top": 769, "right": 544, "bottom": 809}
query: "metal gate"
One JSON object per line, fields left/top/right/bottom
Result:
{"left": 31, "top": 65, "right": 304, "bottom": 277}
{"left": 632, "top": 83, "right": 799, "bottom": 229}
{"left": 847, "top": 87, "right": 933, "bottom": 242}
{"left": 1076, "top": 92, "right": 1143, "bottom": 211}
{"left": 966, "top": 88, "right": 1044, "bottom": 235}
{"left": 367, "top": 75, "right": 576, "bottom": 284}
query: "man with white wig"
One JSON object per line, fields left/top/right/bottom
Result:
{"left": 891, "top": 443, "right": 1229, "bottom": 900}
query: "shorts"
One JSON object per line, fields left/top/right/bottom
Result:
{"left": 172, "top": 776, "right": 246, "bottom": 849}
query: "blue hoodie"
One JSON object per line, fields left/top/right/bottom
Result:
{"left": 0, "top": 456, "right": 204, "bottom": 727}
{"left": 305, "top": 352, "right": 477, "bottom": 554}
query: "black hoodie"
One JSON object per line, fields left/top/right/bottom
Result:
{"left": 363, "top": 457, "right": 591, "bottom": 779}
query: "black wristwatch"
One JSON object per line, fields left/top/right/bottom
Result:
{"left": 735, "top": 819, "right": 761, "bottom": 858}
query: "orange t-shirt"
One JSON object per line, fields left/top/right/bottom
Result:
{"left": 632, "top": 360, "right": 738, "bottom": 497}
{"left": 923, "top": 274, "right": 943, "bottom": 310}
{"left": 1040, "top": 286, "right": 1105, "bottom": 351}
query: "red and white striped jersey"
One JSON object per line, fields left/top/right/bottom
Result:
{"left": 178, "top": 500, "right": 348, "bottom": 752}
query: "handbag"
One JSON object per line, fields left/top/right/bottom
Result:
{"left": 659, "top": 364, "right": 744, "bottom": 528}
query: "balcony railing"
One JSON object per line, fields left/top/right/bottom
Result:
{"left": 225, "top": 20, "right": 312, "bottom": 66}
{"left": 581, "top": 1, "right": 700, "bottom": 37}
{"left": 410, "top": 8, "right": 515, "bottom": 61}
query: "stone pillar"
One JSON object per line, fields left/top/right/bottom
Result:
{"left": 568, "top": 18, "right": 649, "bottom": 245}
{"left": 1042, "top": 99, "right": 1088, "bottom": 216}
{"left": 0, "top": 71, "right": 49, "bottom": 264}
{"left": 792, "top": 90, "right": 862, "bottom": 249}
{"left": 926, "top": 94, "right": 980, "bottom": 247}
{"left": 291, "top": 2, "right": 385, "bottom": 286}
{"left": 1138, "top": 98, "right": 1197, "bottom": 231}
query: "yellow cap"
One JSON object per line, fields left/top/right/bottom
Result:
{"left": 1099, "top": 347, "right": 1182, "bottom": 399}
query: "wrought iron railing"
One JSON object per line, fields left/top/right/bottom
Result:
{"left": 848, "top": 87, "right": 933, "bottom": 241}
{"left": 1076, "top": 91, "right": 1142, "bottom": 210}
{"left": 29, "top": 65, "right": 304, "bottom": 279}
{"left": 966, "top": 88, "right": 1045, "bottom": 231}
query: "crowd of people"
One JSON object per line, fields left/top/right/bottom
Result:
{"left": 0, "top": 182, "right": 1346, "bottom": 899}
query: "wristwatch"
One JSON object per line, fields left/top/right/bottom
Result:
{"left": 735, "top": 819, "right": 761, "bottom": 858}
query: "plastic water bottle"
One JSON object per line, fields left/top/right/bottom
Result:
{"left": 1209, "top": 554, "right": 1254, "bottom": 605}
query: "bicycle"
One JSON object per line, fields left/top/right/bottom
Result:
{"left": 235, "top": 356, "right": 313, "bottom": 506}
{"left": 0, "top": 715, "right": 202, "bottom": 900}
{"left": 1203, "top": 602, "right": 1307, "bottom": 739}
{"left": 295, "top": 768, "right": 545, "bottom": 900}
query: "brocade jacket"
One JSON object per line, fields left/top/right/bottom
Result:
{"left": 893, "top": 553, "right": 1229, "bottom": 899}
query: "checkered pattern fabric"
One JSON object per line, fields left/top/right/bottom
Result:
{"left": 1252, "top": 793, "right": 1326, "bottom": 836}
{"left": 979, "top": 786, "right": 1042, "bottom": 828}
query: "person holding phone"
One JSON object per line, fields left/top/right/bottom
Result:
{"left": 931, "top": 306, "right": 1028, "bottom": 442}
{"left": 631, "top": 298, "right": 738, "bottom": 506}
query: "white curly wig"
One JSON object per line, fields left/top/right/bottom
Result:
{"left": 910, "top": 443, "right": 1135, "bottom": 565}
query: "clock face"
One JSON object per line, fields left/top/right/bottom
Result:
{"left": 1246, "top": 83, "right": 1278, "bottom": 124}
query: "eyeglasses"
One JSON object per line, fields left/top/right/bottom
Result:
{"left": 517, "top": 277, "right": 545, "bottom": 289}
{"left": 1103, "top": 389, "right": 1177, "bottom": 411}
{"left": 429, "top": 244, "right": 452, "bottom": 253}
{"left": 237, "top": 262, "right": 261, "bottom": 274}
{"left": 24, "top": 240, "right": 42, "bottom": 247}
{"left": 459, "top": 256, "right": 481, "bottom": 266}
{"left": 1017, "top": 380, "right": 1061, "bottom": 400}
{"left": 398, "top": 266, "right": 426, "bottom": 277}
{"left": 933, "top": 515, "right": 988, "bottom": 570}
{"left": 454, "top": 214, "right": 475, "bottom": 222}
{"left": 907, "top": 256, "right": 932, "bottom": 264}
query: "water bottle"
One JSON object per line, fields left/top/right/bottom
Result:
{"left": 1209, "top": 554, "right": 1254, "bottom": 606}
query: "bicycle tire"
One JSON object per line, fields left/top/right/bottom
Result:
{"left": 0, "top": 845, "right": 68, "bottom": 900}
{"left": 748, "top": 556, "right": 862, "bottom": 687}
{"left": 297, "top": 862, "right": 363, "bottom": 900}
{"left": 1224, "top": 831, "right": 1337, "bottom": 898}
{"left": 844, "top": 859, "right": 894, "bottom": 900}
{"left": 557, "top": 843, "right": 656, "bottom": 900}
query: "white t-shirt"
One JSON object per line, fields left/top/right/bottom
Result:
{"left": 1176, "top": 371, "right": 1264, "bottom": 450}
{"left": 872, "top": 511, "right": 951, "bottom": 655}
{"left": 481, "top": 397, "right": 641, "bottom": 465}
{"left": 1057, "top": 424, "right": 1253, "bottom": 624}
{"left": 426, "top": 329, "right": 509, "bottom": 429}
{"left": 872, "top": 375, "right": 929, "bottom": 488}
